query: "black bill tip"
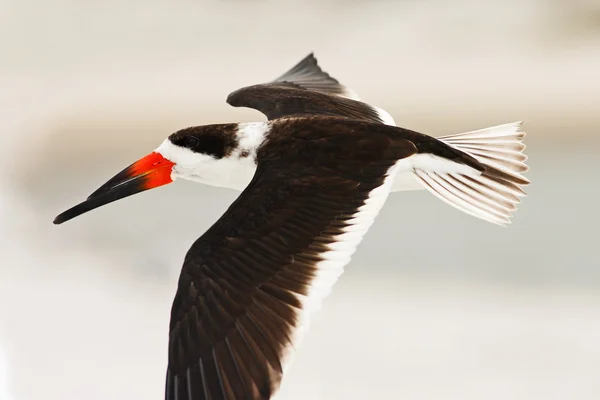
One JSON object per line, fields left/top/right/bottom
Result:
{"left": 53, "top": 179, "right": 150, "bottom": 225}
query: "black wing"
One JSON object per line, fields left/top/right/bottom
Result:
{"left": 272, "top": 52, "right": 359, "bottom": 100}
{"left": 226, "top": 53, "right": 396, "bottom": 125}
{"left": 165, "top": 127, "right": 416, "bottom": 400}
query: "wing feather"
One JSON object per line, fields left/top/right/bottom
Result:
{"left": 273, "top": 53, "right": 360, "bottom": 100}
{"left": 226, "top": 54, "right": 396, "bottom": 125}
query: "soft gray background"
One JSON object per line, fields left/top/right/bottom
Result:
{"left": 1, "top": 0, "right": 599, "bottom": 399}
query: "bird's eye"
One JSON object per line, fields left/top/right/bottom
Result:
{"left": 184, "top": 136, "right": 199, "bottom": 148}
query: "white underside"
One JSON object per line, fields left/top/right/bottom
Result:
{"left": 391, "top": 171, "right": 424, "bottom": 192}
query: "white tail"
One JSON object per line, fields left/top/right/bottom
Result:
{"left": 414, "top": 122, "right": 529, "bottom": 226}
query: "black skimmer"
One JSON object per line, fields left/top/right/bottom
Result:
{"left": 54, "top": 54, "right": 529, "bottom": 399}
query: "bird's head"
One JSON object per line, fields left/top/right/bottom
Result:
{"left": 53, "top": 122, "right": 268, "bottom": 224}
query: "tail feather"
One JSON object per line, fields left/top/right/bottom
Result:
{"left": 437, "top": 123, "right": 526, "bottom": 140}
{"left": 416, "top": 171, "right": 513, "bottom": 225}
{"left": 415, "top": 122, "right": 529, "bottom": 226}
{"left": 455, "top": 144, "right": 527, "bottom": 161}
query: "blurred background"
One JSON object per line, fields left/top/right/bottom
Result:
{"left": 1, "top": 0, "right": 599, "bottom": 399}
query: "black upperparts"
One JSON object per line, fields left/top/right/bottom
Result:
{"left": 169, "top": 123, "right": 240, "bottom": 159}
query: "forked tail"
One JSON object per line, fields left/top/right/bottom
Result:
{"left": 414, "top": 122, "right": 529, "bottom": 226}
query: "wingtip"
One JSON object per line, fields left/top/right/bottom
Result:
{"left": 272, "top": 53, "right": 361, "bottom": 101}
{"left": 296, "top": 52, "right": 318, "bottom": 69}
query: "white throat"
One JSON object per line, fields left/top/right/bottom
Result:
{"left": 155, "top": 122, "right": 268, "bottom": 190}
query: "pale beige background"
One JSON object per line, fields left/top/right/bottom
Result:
{"left": 1, "top": 0, "right": 599, "bottom": 399}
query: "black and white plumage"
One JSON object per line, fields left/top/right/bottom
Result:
{"left": 53, "top": 53, "right": 529, "bottom": 400}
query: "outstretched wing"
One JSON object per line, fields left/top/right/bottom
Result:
{"left": 226, "top": 53, "right": 396, "bottom": 125}
{"left": 165, "top": 130, "right": 416, "bottom": 400}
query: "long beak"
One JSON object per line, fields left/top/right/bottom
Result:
{"left": 53, "top": 152, "right": 175, "bottom": 224}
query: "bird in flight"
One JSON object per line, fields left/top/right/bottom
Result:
{"left": 54, "top": 54, "right": 529, "bottom": 399}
